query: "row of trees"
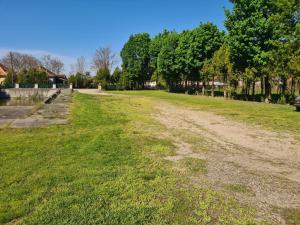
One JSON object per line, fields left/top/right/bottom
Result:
{"left": 1, "top": 52, "right": 64, "bottom": 75}
{"left": 0, "top": 48, "right": 121, "bottom": 89}
{"left": 119, "top": 0, "right": 300, "bottom": 103}
{"left": 1, "top": 52, "right": 65, "bottom": 87}
{"left": 68, "top": 47, "right": 123, "bottom": 89}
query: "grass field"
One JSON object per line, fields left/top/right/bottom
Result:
{"left": 112, "top": 90, "right": 300, "bottom": 139}
{"left": 0, "top": 92, "right": 265, "bottom": 225}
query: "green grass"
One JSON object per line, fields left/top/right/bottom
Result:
{"left": 282, "top": 208, "right": 300, "bottom": 225}
{"left": 225, "top": 184, "right": 255, "bottom": 196}
{"left": 181, "top": 158, "right": 207, "bottom": 174}
{"left": 111, "top": 90, "right": 300, "bottom": 139}
{"left": 0, "top": 93, "right": 264, "bottom": 224}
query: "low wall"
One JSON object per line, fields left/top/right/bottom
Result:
{"left": 0, "top": 88, "right": 58, "bottom": 99}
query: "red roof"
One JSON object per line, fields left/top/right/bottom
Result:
{"left": 0, "top": 63, "right": 8, "bottom": 77}
{"left": 38, "top": 66, "right": 66, "bottom": 79}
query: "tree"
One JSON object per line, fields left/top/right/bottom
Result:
{"left": 225, "top": 0, "right": 274, "bottom": 100}
{"left": 68, "top": 72, "right": 94, "bottom": 88}
{"left": 1, "top": 52, "right": 40, "bottom": 74}
{"left": 176, "top": 23, "right": 224, "bottom": 87}
{"left": 16, "top": 68, "right": 48, "bottom": 86}
{"left": 41, "top": 55, "right": 64, "bottom": 74}
{"left": 111, "top": 67, "right": 122, "bottom": 84}
{"left": 92, "top": 47, "right": 116, "bottom": 72}
{"left": 268, "top": 0, "right": 300, "bottom": 97}
{"left": 149, "top": 30, "right": 171, "bottom": 75}
{"left": 121, "top": 33, "right": 151, "bottom": 89}
{"left": 72, "top": 56, "right": 87, "bottom": 74}
{"left": 157, "top": 32, "right": 180, "bottom": 89}
{"left": 1, "top": 52, "right": 41, "bottom": 86}
{"left": 210, "top": 44, "right": 234, "bottom": 97}
{"left": 200, "top": 60, "right": 213, "bottom": 95}
{"left": 95, "top": 67, "right": 110, "bottom": 89}
{"left": 3, "top": 71, "right": 16, "bottom": 87}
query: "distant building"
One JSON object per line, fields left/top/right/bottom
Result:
{"left": 38, "top": 66, "right": 67, "bottom": 84}
{"left": 0, "top": 64, "right": 67, "bottom": 86}
{"left": 145, "top": 81, "right": 157, "bottom": 88}
{"left": 0, "top": 64, "right": 8, "bottom": 84}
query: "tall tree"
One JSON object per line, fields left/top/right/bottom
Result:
{"left": 95, "top": 67, "right": 110, "bottom": 88}
{"left": 176, "top": 23, "right": 224, "bottom": 87}
{"left": 210, "top": 44, "right": 234, "bottom": 97}
{"left": 1, "top": 52, "right": 40, "bottom": 74}
{"left": 72, "top": 56, "right": 87, "bottom": 74}
{"left": 121, "top": 33, "right": 151, "bottom": 88}
{"left": 41, "top": 55, "right": 64, "bottom": 74}
{"left": 111, "top": 67, "right": 122, "bottom": 84}
{"left": 225, "top": 0, "right": 274, "bottom": 99}
{"left": 157, "top": 32, "right": 180, "bottom": 89}
{"left": 268, "top": 0, "right": 300, "bottom": 97}
{"left": 92, "top": 47, "right": 116, "bottom": 71}
{"left": 149, "top": 30, "right": 170, "bottom": 75}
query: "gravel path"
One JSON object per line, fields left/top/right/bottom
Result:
{"left": 153, "top": 101, "right": 300, "bottom": 224}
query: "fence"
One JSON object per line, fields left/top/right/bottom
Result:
{"left": 0, "top": 83, "right": 69, "bottom": 89}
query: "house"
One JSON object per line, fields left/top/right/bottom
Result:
{"left": 38, "top": 66, "right": 67, "bottom": 85}
{"left": 0, "top": 64, "right": 8, "bottom": 84}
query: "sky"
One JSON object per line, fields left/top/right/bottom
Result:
{"left": 0, "top": 0, "right": 232, "bottom": 74}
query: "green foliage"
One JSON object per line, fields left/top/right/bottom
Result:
{"left": 157, "top": 32, "right": 180, "bottom": 87}
{"left": 111, "top": 67, "right": 122, "bottom": 84}
{"left": 3, "top": 71, "right": 16, "bottom": 87}
{"left": 176, "top": 23, "right": 224, "bottom": 81}
{"left": 210, "top": 44, "right": 233, "bottom": 83}
{"left": 224, "top": 0, "right": 300, "bottom": 99}
{"left": 225, "top": 0, "right": 274, "bottom": 71}
{"left": 68, "top": 72, "right": 95, "bottom": 88}
{"left": 149, "top": 30, "right": 171, "bottom": 73}
{"left": 18, "top": 68, "right": 48, "bottom": 85}
{"left": 95, "top": 67, "right": 110, "bottom": 88}
{"left": 116, "top": 0, "right": 300, "bottom": 103}
{"left": 121, "top": 33, "right": 151, "bottom": 89}
{"left": 150, "top": 70, "right": 166, "bottom": 88}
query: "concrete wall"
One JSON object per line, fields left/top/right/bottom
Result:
{"left": 0, "top": 88, "right": 58, "bottom": 99}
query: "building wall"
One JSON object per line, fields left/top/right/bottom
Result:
{"left": 0, "top": 77, "right": 5, "bottom": 84}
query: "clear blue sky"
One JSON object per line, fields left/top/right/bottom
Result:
{"left": 0, "top": 0, "right": 232, "bottom": 73}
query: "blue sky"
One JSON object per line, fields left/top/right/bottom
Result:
{"left": 0, "top": 0, "right": 232, "bottom": 73}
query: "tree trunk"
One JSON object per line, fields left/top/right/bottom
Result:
{"left": 282, "top": 77, "right": 287, "bottom": 95}
{"left": 252, "top": 81, "right": 255, "bottom": 100}
{"left": 265, "top": 76, "right": 271, "bottom": 102}
{"left": 202, "top": 81, "right": 206, "bottom": 95}
{"left": 211, "top": 75, "right": 215, "bottom": 97}
{"left": 291, "top": 77, "right": 295, "bottom": 96}
{"left": 261, "top": 76, "right": 265, "bottom": 96}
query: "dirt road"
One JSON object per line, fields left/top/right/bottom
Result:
{"left": 154, "top": 101, "right": 300, "bottom": 224}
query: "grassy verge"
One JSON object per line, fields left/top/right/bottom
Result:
{"left": 111, "top": 90, "right": 300, "bottom": 139}
{"left": 0, "top": 93, "right": 264, "bottom": 224}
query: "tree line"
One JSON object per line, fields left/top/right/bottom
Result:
{"left": 118, "top": 0, "right": 300, "bottom": 104}
{"left": 0, "top": 52, "right": 65, "bottom": 87}
{"left": 67, "top": 47, "right": 121, "bottom": 89}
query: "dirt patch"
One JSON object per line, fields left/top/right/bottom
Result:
{"left": 153, "top": 101, "right": 300, "bottom": 225}
{"left": 75, "top": 89, "right": 111, "bottom": 96}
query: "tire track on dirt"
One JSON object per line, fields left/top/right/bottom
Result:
{"left": 153, "top": 101, "right": 300, "bottom": 225}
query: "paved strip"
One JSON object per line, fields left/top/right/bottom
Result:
{"left": 9, "top": 89, "right": 72, "bottom": 128}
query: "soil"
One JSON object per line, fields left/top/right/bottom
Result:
{"left": 153, "top": 101, "right": 300, "bottom": 225}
